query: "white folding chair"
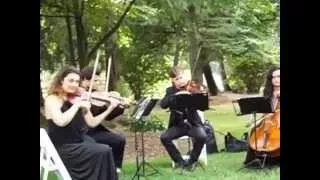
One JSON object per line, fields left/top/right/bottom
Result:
{"left": 171, "top": 110, "right": 208, "bottom": 168}
{"left": 40, "top": 128, "right": 72, "bottom": 180}
{"left": 197, "top": 110, "right": 208, "bottom": 166}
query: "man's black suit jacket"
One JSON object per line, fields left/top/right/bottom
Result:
{"left": 160, "top": 86, "right": 203, "bottom": 128}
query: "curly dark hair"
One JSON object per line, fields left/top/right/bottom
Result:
{"left": 263, "top": 64, "right": 280, "bottom": 100}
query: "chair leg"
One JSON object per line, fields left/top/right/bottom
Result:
{"left": 43, "top": 169, "right": 49, "bottom": 180}
{"left": 172, "top": 137, "right": 192, "bottom": 169}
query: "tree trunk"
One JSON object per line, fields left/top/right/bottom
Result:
{"left": 104, "top": 36, "right": 119, "bottom": 91}
{"left": 65, "top": 15, "right": 76, "bottom": 66}
{"left": 63, "top": 0, "right": 76, "bottom": 66}
{"left": 173, "top": 42, "right": 182, "bottom": 66}
{"left": 72, "top": 0, "right": 87, "bottom": 69}
{"left": 40, "top": 79, "right": 44, "bottom": 107}
{"left": 40, "top": 1, "right": 45, "bottom": 108}
{"left": 188, "top": 4, "right": 202, "bottom": 81}
{"left": 193, "top": 47, "right": 210, "bottom": 83}
{"left": 220, "top": 61, "right": 231, "bottom": 91}
{"left": 111, "top": 43, "right": 120, "bottom": 91}
{"left": 134, "top": 86, "right": 142, "bottom": 100}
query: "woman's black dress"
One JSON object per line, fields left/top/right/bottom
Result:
{"left": 47, "top": 101, "right": 117, "bottom": 180}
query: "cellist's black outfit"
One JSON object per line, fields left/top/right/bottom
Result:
{"left": 48, "top": 101, "right": 117, "bottom": 180}
{"left": 244, "top": 96, "right": 280, "bottom": 167}
{"left": 160, "top": 86, "right": 207, "bottom": 167}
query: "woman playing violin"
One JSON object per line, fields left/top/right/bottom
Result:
{"left": 44, "top": 67, "right": 119, "bottom": 180}
{"left": 244, "top": 64, "right": 280, "bottom": 167}
{"left": 80, "top": 66, "right": 126, "bottom": 173}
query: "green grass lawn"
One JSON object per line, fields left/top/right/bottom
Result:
{"left": 118, "top": 153, "right": 279, "bottom": 180}
{"left": 45, "top": 103, "right": 279, "bottom": 180}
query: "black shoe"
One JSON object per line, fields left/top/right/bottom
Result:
{"left": 174, "top": 160, "right": 187, "bottom": 170}
{"left": 185, "top": 160, "right": 196, "bottom": 171}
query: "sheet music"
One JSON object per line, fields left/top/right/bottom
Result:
{"left": 133, "top": 97, "right": 151, "bottom": 120}
{"left": 232, "top": 100, "right": 241, "bottom": 116}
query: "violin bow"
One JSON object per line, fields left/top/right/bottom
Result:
{"left": 105, "top": 55, "right": 112, "bottom": 92}
{"left": 87, "top": 49, "right": 101, "bottom": 101}
{"left": 191, "top": 46, "right": 202, "bottom": 77}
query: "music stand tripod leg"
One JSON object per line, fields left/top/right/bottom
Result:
{"left": 132, "top": 129, "right": 141, "bottom": 180}
{"left": 132, "top": 128, "right": 161, "bottom": 180}
{"left": 141, "top": 130, "right": 161, "bottom": 176}
{"left": 261, "top": 154, "right": 268, "bottom": 169}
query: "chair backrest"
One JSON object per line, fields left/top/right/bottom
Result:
{"left": 40, "top": 128, "right": 72, "bottom": 180}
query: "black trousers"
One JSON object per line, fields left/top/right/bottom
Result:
{"left": 160, "top": 124, "right": 207, "bottom": 164}
{"left": 87, "top": 125, "right": 126, "bottom": 168}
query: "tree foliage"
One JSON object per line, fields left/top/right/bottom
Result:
{"left": 40, "top": 0, "right": 280, "bottom": 97}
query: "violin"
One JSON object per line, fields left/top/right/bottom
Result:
{"left": 70, "top": 50, "right": 131, "bottom": 120}
{"left": 68, "top": 88, "right": 130, "bottom": 120}
{"left": 69, "top": 87, "right": 130, "bottom": 108}
{"left": 186, "top": 80, "right": 208, "bottom": 93}
{"left": 175, "top": 78, "right": 208, "bottom": 94}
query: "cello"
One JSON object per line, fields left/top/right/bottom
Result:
{"left": 248, "top": 96, "right": 280, "bottom": 158}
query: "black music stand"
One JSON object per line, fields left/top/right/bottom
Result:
{"left": 172, "top": 93, "right": 209, "bottom": 111}
{"left": 131, "top": 97, "right": 160, "bottom": 180}
{"left": 232, "top": 97, "right": 274, "bottom": 170}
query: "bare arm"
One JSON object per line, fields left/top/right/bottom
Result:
{"left": 44, "top": 95, "right": 80, "bottom": 127}
{"left": 83, "top": 100, "right": 119, "bottom": 127}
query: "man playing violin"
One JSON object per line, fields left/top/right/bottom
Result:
{"left": 160, "top": 66, "right": 208, "bottom": 171}
{"left": 80, "top": 66, "right": 126, "bottom": 173}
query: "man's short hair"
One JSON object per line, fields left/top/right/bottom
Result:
{"left": 80, "top": 66, "right": 101, "bottom": 80}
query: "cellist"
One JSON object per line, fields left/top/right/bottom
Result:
{"left": 244, "top": 65, "right": 280, "bottom": 166}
